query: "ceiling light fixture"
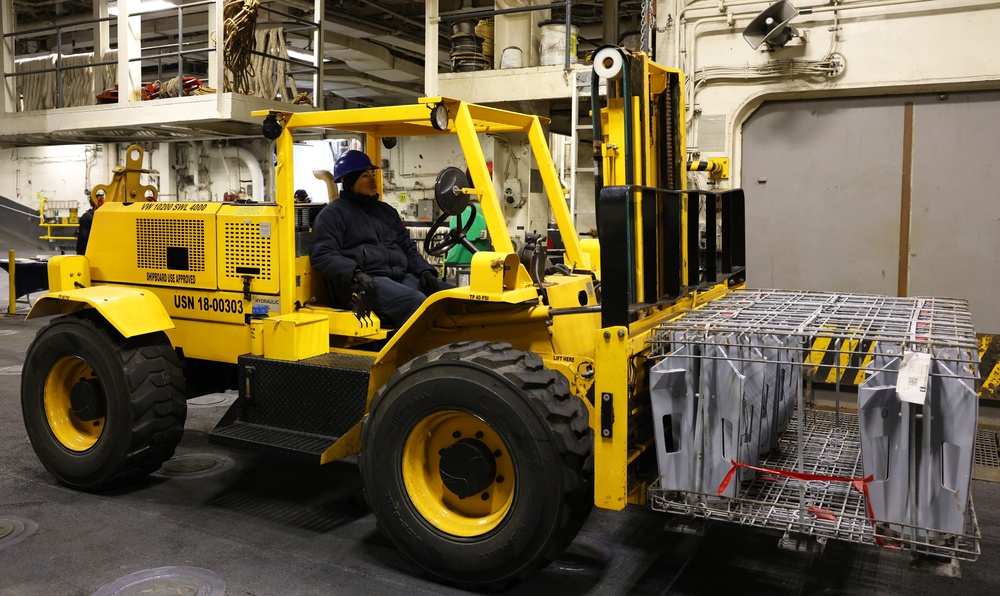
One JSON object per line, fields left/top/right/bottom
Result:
{"left": 286, "top": 48, "right": 318, "bottom": 63}
{"left": 109, "top": 1, "right": 178, "bottom": 16}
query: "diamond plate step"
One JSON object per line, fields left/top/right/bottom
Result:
{"left": 210, "top": 421, "right": 336, "bottom": 463}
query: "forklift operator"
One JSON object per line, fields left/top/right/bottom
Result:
{"left": 76, "top": 190, "right": 106, "bottom": 255}
{"left": 310, "top": 149, "right": 452, "bottom": 326}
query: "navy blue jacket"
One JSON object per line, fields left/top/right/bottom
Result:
{"left": 310, "top": 190, "right": 434, "bottom": 306}
{"left": 76, "top": 208, "right": 95, "bottom": 254}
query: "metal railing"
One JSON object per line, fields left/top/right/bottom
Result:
{"left": 2, "top": 2, "right": 219, "bottom": 110}
{"left": 3, "top": 15, "right": 117, "bottom": 110}
{"left": 252, "top": 3, "right": 321, "bottom": 79}
{"left": 2, "top": 1, "right": 320, "bottom": 111}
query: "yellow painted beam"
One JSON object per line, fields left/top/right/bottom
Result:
{"left": 593, "top": 325, "right": 630, "bottom": 511}
{"left": 526, "top": 116, "right": 586, "bottom": 270}
{"left": 454, "top": 102, "right": 515, "bottom": 254}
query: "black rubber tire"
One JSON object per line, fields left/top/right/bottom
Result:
{"left": 360, "top": 341, "right": 593, "bottom": 591}
{"left": 21, "top": 313, "right": 186, "bottom": 491}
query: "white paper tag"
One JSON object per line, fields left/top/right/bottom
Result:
{"left": 897, "top": 351, "right": 931, "bottom": 405}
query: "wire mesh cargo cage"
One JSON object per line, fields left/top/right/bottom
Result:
{"left": 645, "top": 289, "right": 982, "bottom": 560}
{"left": 38, "top": 198, "right": 81, "bottom": 243}
{"left": 40, "top": 199, "right": 80, "bottom": 223}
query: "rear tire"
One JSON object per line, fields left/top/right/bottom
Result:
{"left": 21, "top": 313, "right": 186, "bottom": 491}
{"left": 360, "top": 341, "right": 593, "bottom": 590}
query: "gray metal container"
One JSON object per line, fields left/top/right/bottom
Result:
{"left": 858, "top": 343, "right": 978, "bottom": 539}
{"left": 649, "top": 343, "right": 699, "bottom": 496}
{"left": 700, "top": 341, "right": 755, "bottom": 496}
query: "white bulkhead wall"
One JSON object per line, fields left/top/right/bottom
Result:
{"left": 655, "top": 0, "right": 1000, "bottom": 184}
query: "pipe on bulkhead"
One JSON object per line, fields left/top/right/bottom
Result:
{"left": 188, "top": 141, "right": 200, "bottom": 200}
{"left": 312, "top": 169, "right": 339, "bottom": 202}
{"left": 216, "top": 146, "right": 264, "bottom": 201}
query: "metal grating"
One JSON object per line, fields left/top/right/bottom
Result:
{"left": 974, "top": 427, "right": 1000, "bottom": 468}
{"left": 223, "top": 221, "right": 272, "bottom": 280}
{"left": 136, "top": 219, "right": 206, "bottom": 271}
{"left": 649, "top": 409, "right": 982, "bottom": 560}
{"left": 651, "top": 289, "right": 980, "bottom": 383}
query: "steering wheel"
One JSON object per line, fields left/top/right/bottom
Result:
{"left": 423, "top": 166, "right": 481, "bottom": 257}
{"left": 424, "top": 203, "right": 480, "bottom": 257}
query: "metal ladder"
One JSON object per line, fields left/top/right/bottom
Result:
{"left": 564, "top": 69, "right": 598, "bottom": 231}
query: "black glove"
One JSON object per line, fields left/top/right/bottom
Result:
{"left": 352, "top": 272, "right": 379, "bottom": 301}
{"left": 420, "top": 270, "right": 438, "bottom": 295}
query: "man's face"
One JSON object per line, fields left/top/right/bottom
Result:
{"left": 352, "top": 169, "right": 378, "bottom": 195}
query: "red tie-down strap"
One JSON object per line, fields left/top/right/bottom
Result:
{"left": 718, "top": 459, "right": 901, "bottom": 548}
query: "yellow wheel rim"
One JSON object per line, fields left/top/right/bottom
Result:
{"left": 43, "top": 356, "right": 105, "bottom": 451}
{"left": 402, "top": 410, "right": 515, "bottom": 537}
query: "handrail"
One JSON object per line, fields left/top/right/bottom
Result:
{"left": 1, "top": 0, "right": 322, "bottom": 110}
{"left": 2, "top": 15, "right": 115, "bottom": 38}
{"left": 3, "top": 2, "right": 219, "bottom": 109}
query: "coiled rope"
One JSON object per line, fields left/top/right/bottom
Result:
{"left": 248, "top": 26, "right": 296, "bottom": 101}
{"left": 15, "top": 56, "right": 55, "bottom": 110}
{"left": 224, "top": 0, "right": 260, "bottom": 94}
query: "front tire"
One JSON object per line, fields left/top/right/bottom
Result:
{"left": 360, "top": 341, "right": 593, "bottom": 590}
{"left": 21, "top": 313, "right": 186, "bottom": 491}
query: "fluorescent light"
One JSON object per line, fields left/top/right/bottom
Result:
{"left": 286, "top": 48, "right": 318, "bottom": 63}
{"left": 109, "top": 1, "right": 177, "bottom": 16}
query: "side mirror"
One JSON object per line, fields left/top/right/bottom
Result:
{"left": 433, "top": 167, "right": 471, "bottom": 216}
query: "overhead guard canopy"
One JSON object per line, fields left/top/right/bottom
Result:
{"left": 252, "top": 97, "right": 551, "bottom": 138}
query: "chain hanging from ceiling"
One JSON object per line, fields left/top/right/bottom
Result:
{"left": 640, "top": 0, "right": 655, "bottom": 55}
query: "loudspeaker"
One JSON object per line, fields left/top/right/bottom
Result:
{"left": 743, "top": 0, "right": 799, "bottom": 50}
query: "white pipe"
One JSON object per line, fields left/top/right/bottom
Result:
{"left": 334, "top": 75, "right": 423, "bottom": 98}
{"left": 218, "top": 146, "right": 264, "bottom": 200}
{"left": 679, "top": 0, "right": 986, "bottom": 135}
{"left": 679, "top": 0, "right": 982, "bottom": 76}
{"left": 188, "top": 141, "right": 200, "bottom": 200}
{"left": 569, "top": 84, "right": 579, "bottom": 229}
{"left": 681, "top": 0, "right": 961, "bottom": 20}
{"left": 679, "top": 0, "right": 1000, "bottom": 177}
{"left": 424, "top": 0, "right": 439, "bottom": 96}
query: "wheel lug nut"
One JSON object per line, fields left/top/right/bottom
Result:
{"left": 481, "top": 493, "right": 489, "bottom": 500}
{"left": 496, "top": 475, "right": 504, "bottom": 483}
{"left": 452, "top": 431, "right": 461, "bottom": 438}
{"left": 475, "top": 431, "right": 484, "bottom": 439}
{"left": 493, "top": 449, "right": 502, "bottom": 457}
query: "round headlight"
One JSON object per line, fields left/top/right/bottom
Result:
{"left": 430, "top": 104, "right": 449, "bottom": 131}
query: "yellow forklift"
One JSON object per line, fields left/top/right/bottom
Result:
{"left": 20, "top": 49, "right": 745, "bottom": 589}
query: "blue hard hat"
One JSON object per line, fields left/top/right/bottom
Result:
{"left": 333, "top": 150, "right": 380, "bottom": 183}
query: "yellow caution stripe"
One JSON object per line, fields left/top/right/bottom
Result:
{"left": 979, "top": 334, "right": 1000, "bottom": 400}
{"left": 805, "top": 332, "right": 997, "bottom": 400}
{"left": 807, "top": 334, "right": 875, "bottom": 386}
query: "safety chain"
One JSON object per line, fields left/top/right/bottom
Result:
{"left": 640, "top": 0, "right": 655, "bottom": 54}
